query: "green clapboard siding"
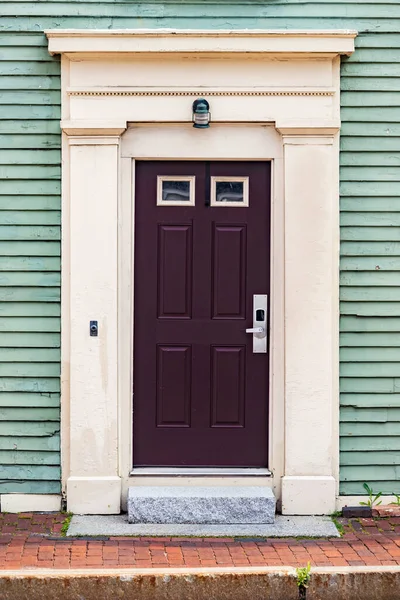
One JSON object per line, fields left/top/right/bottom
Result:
{"left": 0, "top": 14, "right": 61, "bottom": 491}
{"left": 0, "top": 1, "right": 399, "bottom": 497}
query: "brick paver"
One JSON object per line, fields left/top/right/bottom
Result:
{"left": 1, "top": 513, "right": 400, "bottom": 570}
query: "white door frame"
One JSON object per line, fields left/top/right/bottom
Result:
{"left": 119, "top": 124, "right": 283, "bottom": 506}
{"left": 45, "top": 29, "right": 356, "bottom": 515}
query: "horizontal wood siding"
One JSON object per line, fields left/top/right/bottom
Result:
{"left": 0, "top": 1, "right": 398, "bottom": 495}
{"left": 0, "top": 28, "right": 61, "bottom": 494}
{"left": 340, "top": 27, "right": 400, "bottom": 495}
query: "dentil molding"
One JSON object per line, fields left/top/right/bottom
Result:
{"left": 68, "top": 88, "right": 335, "bottom": 98}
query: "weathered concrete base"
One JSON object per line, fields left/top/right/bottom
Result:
{"left": 68, "top": 513, "right": 339, "bottom": 537}
{"left": 1, "top": 567, "right": 400, "bottom": 600}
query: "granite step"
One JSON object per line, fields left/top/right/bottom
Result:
{"left": 127, "top": 486, "right": 276, "bottom": 524}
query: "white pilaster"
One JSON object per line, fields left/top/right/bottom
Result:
{"left": 66, "top": 127, "right": 125, "bottom": 514}
{"left": 279, "top": 128, "right": 339, "bottom": 515}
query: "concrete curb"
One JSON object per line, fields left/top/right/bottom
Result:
{"left": 0, "top": 566, "right": 400, "bottom": 599}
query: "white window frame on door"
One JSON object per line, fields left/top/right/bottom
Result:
{"left": 157, "top": 175, "right": 196, "bottom": 206}
{"left": 210, "top": 176, "right": 249, "bottom": 207}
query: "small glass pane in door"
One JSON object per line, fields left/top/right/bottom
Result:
{"left": 157, "top": 176, "right": 195, "bottom": 206}
{"left": 210, "top": 177, "right": 249, "bottom": 207}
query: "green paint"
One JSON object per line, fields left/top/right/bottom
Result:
{"left": 0, "top": 288, "right": 60, "bottom": 302}
{"left": 0, "top": 150, "right": 61, "bottom": 164}
{"left": 341, "top": 348, "right": 400, "bottom": 362}
{"left": 341, "top": 393, "right": 400, "bottom": 406}
{"left": 0, "top": 181, "right": 60, "bottom": 195}
{"left": 341, "top": 182, "right": 400, "bottom": 197}
{"left": 0, "top": 434, "right": 60, "bottom": 451}
{"left": 0, "top": 481, "right": 60, "bottom": 494}
{"left": 341, "top": 451, "right": 400, "bottom": 466}
{"left": 0, "top": 378, "right": 60, "bottom": 393}
{"left": 0, "top": 135, "right": 61, "bottom": 149}
{"left": 0, "top": 274, "right": 61, "bottom": 288}
{"left": 0, "top": 226, "right": 60, "bottom": 240}
{"left": 341, "top": 362, "right": 400, "bottom": 378}
{"left": 341, "top": 153, "right": 400, "bottom": 167}
{"left": 0, "top": 332, "right": 60, "bottom": 347}
{"left": 0, "top": 75, "right": 60, "bottom": 90}
{"left": 340, "top": 378, "right": 395, "bottom": 394}
{"left": 0, "top": 120, "right": 61, "bottom": 134}
{"left": 0, "top": 391, "right": 60, "bottom": 406}
{"left": 342, "top": 227, "right": 400, "bottom": 242}
{"left": 341, "top": 332, "right": 400, "bottom": 347}
{"left": 0, "top": 407, "right": 59, "bottom": 421}
{"left": 341, "top": 316, "right": 400, "bottom": 332}
{"left": 341, "top": 272, "right": 400, "bottom": 286}
{"left": 0, "top": 61, "right": 60, "bottom": 76}
{"left": 340, "top": 302, "right": 400, "bottom": 317}
{"left": 341, "top": 436, "right": 400, "bottom": 451}
{"left": 341, "top": 465, "right": 400, "bottom": 481}
{"left": 0, "top": 464, "right": 60, "bottom": 480}
{"left": 341, "top": 242, "right": 400, "bottom": 256}
{"left": 342, "top": 166, "right": 400, "bottom": 182}
{"left": 341, "top": 256, "right": 400, "bottom": 270}
{"left": 341, "top": 213, "right": 400, "bottom": 227}
{"left": 0, "top": 317, "right": 60, "bottom": 332}
{"left": 0, "top": 450, "right": 60, "bottom": 465}
{"left": 0, "top": 105, "right": 60, "bottom": 119}
{"left": 341, "top": 407, "right": 400, "bottom": 422}
{"left": 0, "top": 256, "right": 60, "bottom": 270}
{"left": 0, "top": 166, "right": 61, "bottom": 179}
{"left": 0, "top": 303, "right": 60, "bottom": 317}
{"left": 0, "top": 420, "right": 60, "bottom": 435}
{"left": 0, "top": 241, "right": 60, "bottom": 255}
{"left": 342, "top": 64, "right": 400, "bottom": 77}
{"left": 341, "top": 422, "right": 400, "bottom": 436}
{"left": 0, "top": 363, "right": 60, "bottom": 377}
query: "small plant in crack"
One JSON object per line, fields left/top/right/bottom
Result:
{"left": 360, "top": 483, "right": 382, "bottom": 508}
{"left": 296, "top": 562, "right": 311, "bottom": 599}
{"left": 391, "top": 493, "right": 400, "bottom": 506}
{"left": 60, "top": 512, "right": 73, "bottom": 537}
{"left": 331, "top": 516, "right": 344, "bottom": 536}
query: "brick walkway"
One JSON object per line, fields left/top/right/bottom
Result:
{"left": 1, "top": 513, "right": 400, "bottom": 570}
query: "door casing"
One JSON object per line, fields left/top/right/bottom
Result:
{"left": 119, "top": 124, "right": 285, "bottom": 500}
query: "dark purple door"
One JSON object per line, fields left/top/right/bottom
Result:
{"left": 133, "top": 161, "right": 270, "bottom": 466}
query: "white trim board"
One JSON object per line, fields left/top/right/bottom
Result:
{"left": 0, "top": 494, "right": 61, "bottom": 513}
{"left": 46, "top": 29, "right": 356, "bottom": 57}
{"left": 336, "top": 496, "right": 399, "bottom": 510}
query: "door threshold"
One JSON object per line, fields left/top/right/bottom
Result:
{"left": 130, "top": 467, "right": 272, "bottom": 477}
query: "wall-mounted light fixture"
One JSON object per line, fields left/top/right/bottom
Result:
{"left": 192, "top": 98, "right": 210, "bottom": 128}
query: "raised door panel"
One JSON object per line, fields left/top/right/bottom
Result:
{"left": 157, "top": 224, "right": 193, "bottom": 319}
{"left": 211, "top": 345, "right": 245, "bottom": 428}
{"left": 156, "top": 345, "right": 192, "bottom": 428}
{"left": 212, "top": 225, "right": 246, "bottom": 319}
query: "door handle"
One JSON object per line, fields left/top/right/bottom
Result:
{"left": 248, "top": 294, "right": 268, "bottom": 354}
